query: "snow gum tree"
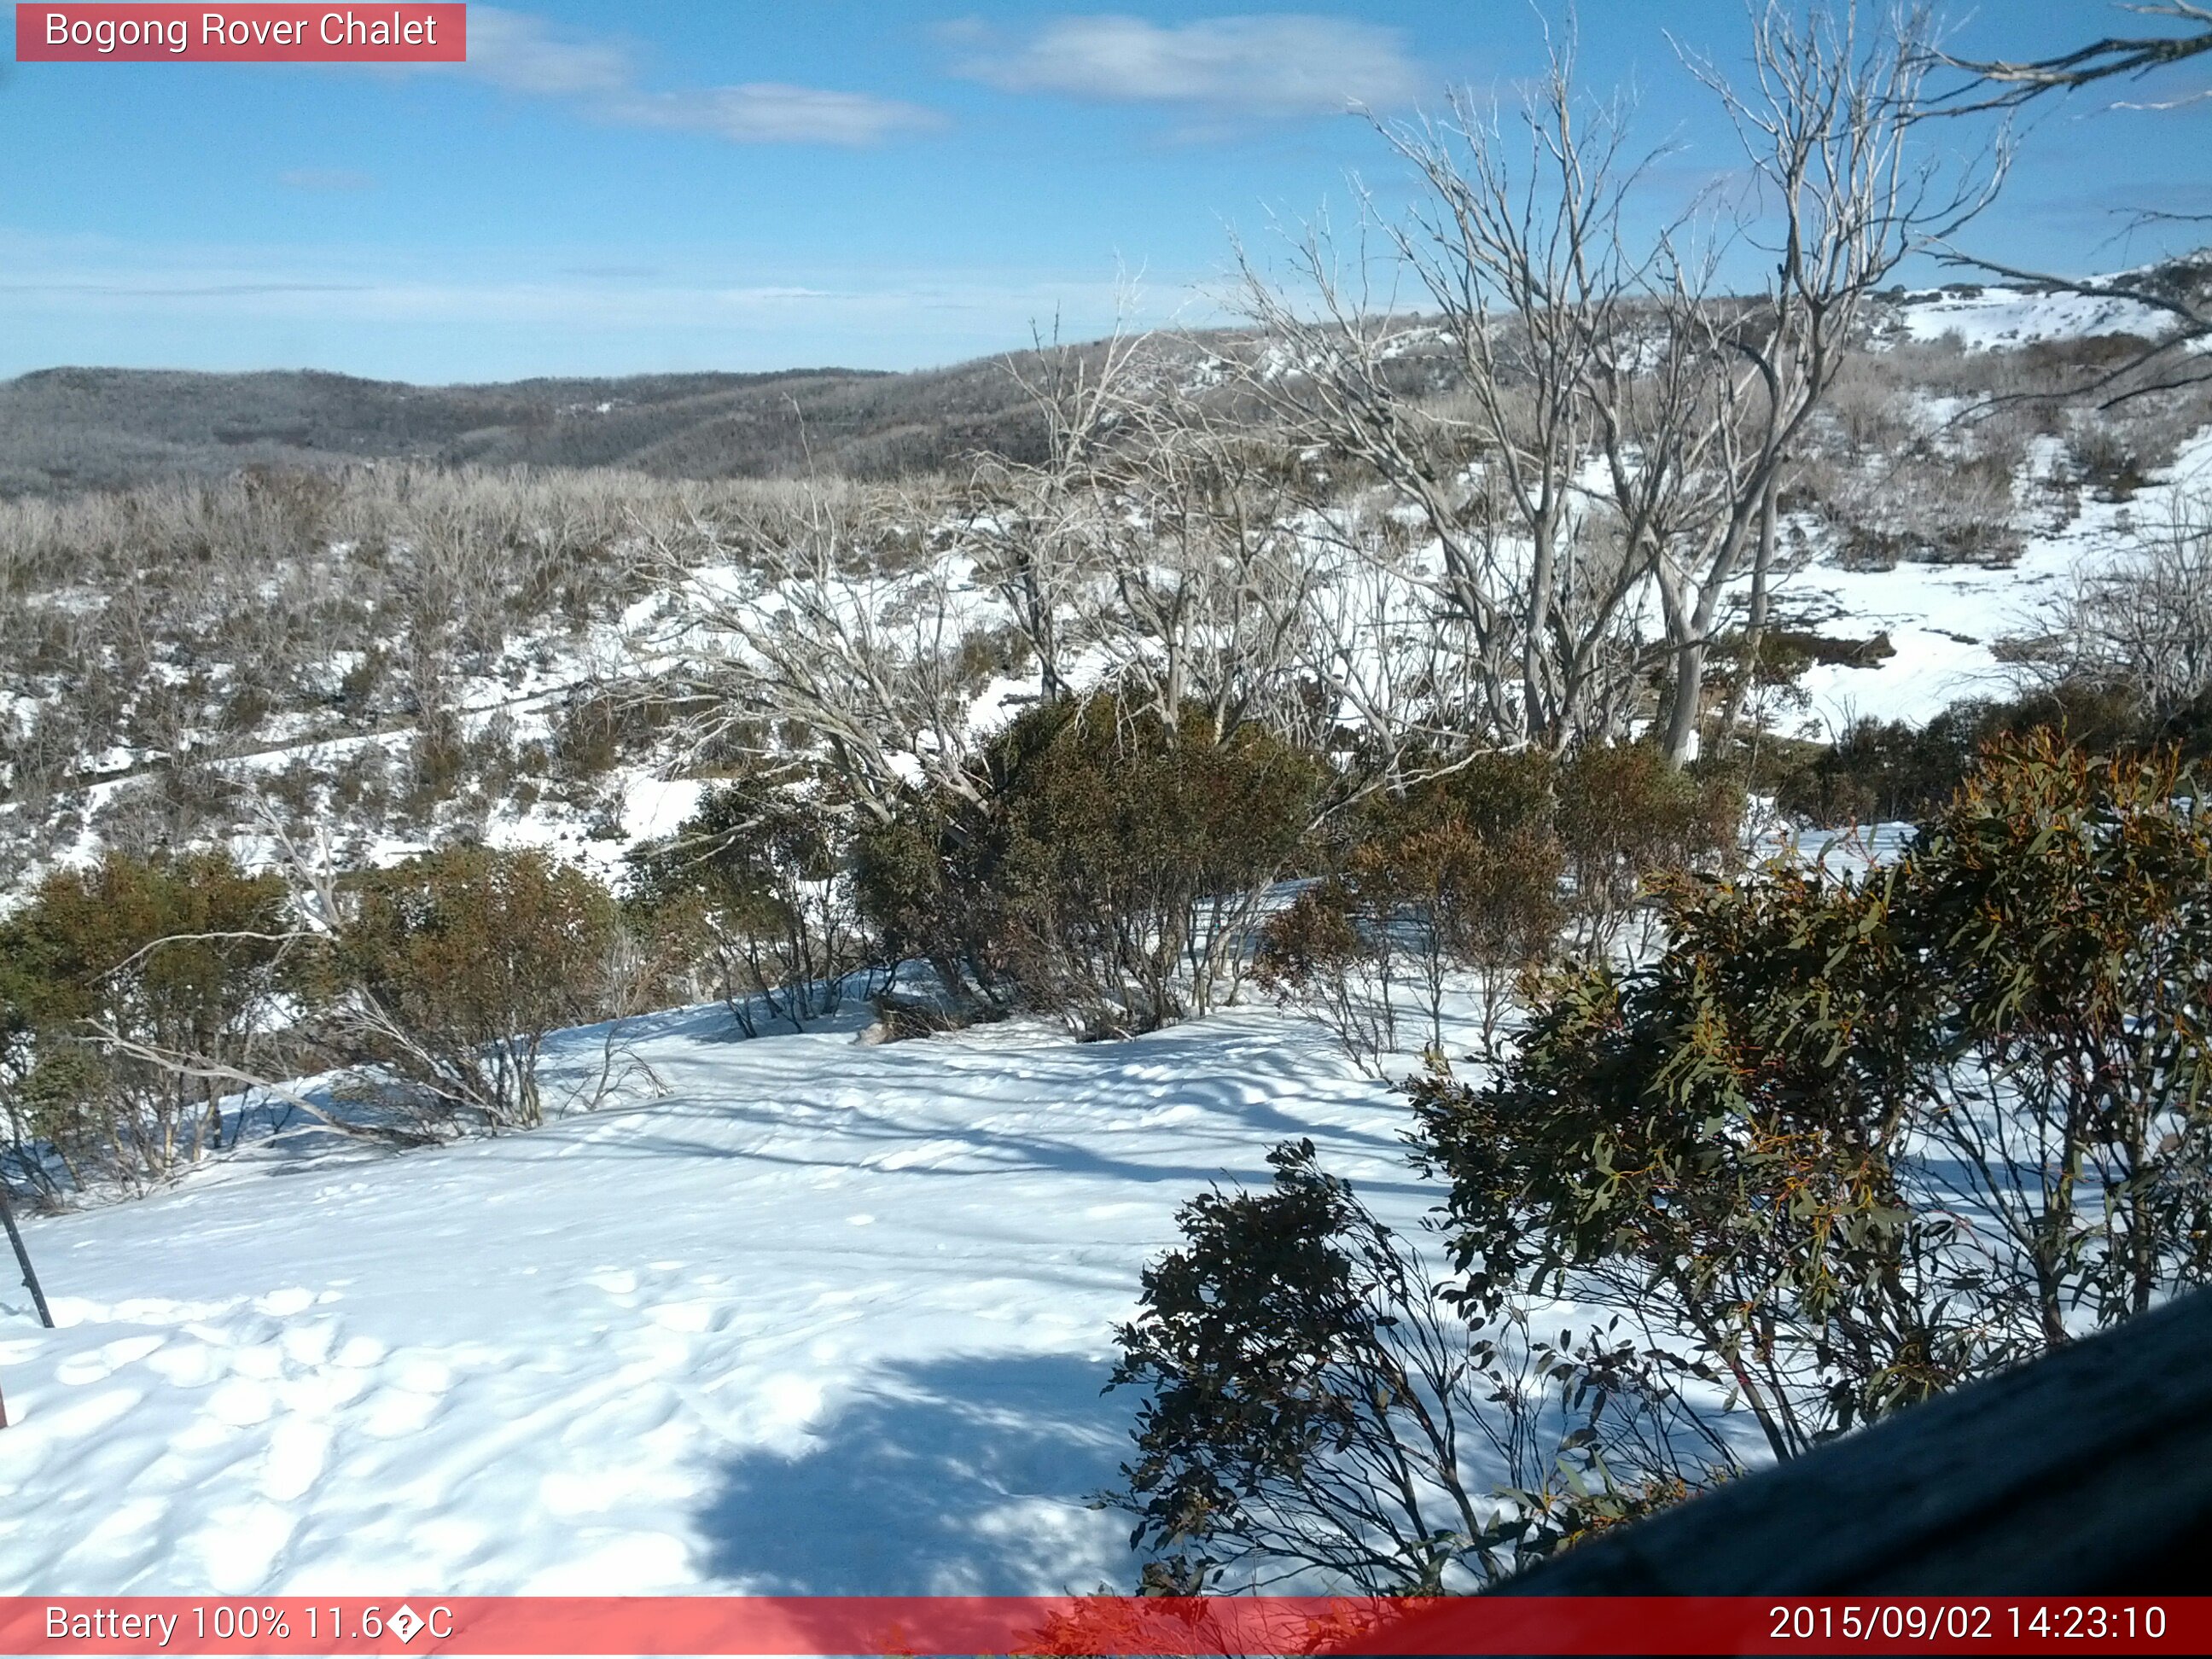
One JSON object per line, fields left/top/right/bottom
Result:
{"left": 1654, "top": 3, "right": 2007, "bottom": 762}
{"left": 1234, "top": 3, "right": 2005, "bottom": 764}
{"left": 1233, "top": 45, "right": 1670, "bottom": 754}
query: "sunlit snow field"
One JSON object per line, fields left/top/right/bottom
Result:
{"left": 0, "top": 1002, "right": 1429, "bottom": 1594}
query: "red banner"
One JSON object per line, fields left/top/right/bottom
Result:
{"left": 0, "top": 1597, "right": 2203, "bottom": 1656}
{"left": 15, "top": 4, "right": 464, "bottom": 61}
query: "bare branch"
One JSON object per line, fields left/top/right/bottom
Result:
{"left": 1936, "top": 3, "right": 2212, "bottom": 113}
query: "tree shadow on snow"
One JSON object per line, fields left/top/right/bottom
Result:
{"left": 696, "top": 1352, "right": 1142, "bottom": 1595}
{"left": 581, "top": 1097, "right": 1434, "bottom": 1206}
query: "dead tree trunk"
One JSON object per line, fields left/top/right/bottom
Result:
{"left": 0, "top": 1186, "right": 55, "bottom": 1429}
{"left": 0, "top": 1186, "right": 54, "bottom": 1330}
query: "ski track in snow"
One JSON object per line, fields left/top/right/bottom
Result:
{"left": 0, "top": 1003, "right": 1420, "bottom": 1595}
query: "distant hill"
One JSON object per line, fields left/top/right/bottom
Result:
{"left": 12, "top": 252, "right": 2202, "bottom": 498}
{"left": 0, "top": 356, "right": 1076, "bottom": 495}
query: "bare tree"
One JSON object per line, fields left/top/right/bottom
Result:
{"left": 1657, "top": 1, "right": 2006, "bottom": 762}
{"left": 958, "top": 323, "right": 1143, "bottom": 704}
{"left": 1083, "top": 388, "right": 1322, "bottom": 743}
{"left": 1232, "top": 8, "right": 2000, "bottom": 766}
{"left": 1940, "top": 2, "right": 2212, "bottom": 111}
{"left": 1930, "top": 7, "right": 2211, "bottom": 401}
{"left": 645, "top": 480, "right": 994, "bottom": 824}
{"left": 2027, "top": 490, "right": 2212, "bottom": 713}
{"left": 1233, "top": 43, "right": 1668, "bottom": 754}
{"left": 1295, "top": 533, "right": 1496, "bottom": 791}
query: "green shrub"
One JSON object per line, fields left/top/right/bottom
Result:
{"left": 1254, "top": 744, "right": 1737, "bottom": 1067}
{"left": 1773, "top": 683, "right": 2212, "bottom": 829}
{"left": 1553, "top": 742, "right": 1742, "bottom": 954}
{"left": 1416, "top": 731, "right": 2212, "bottom": 1457}
{"left": 628, "top": 779, "right": 879, "bottom": 1035}
{"left": 1111, "top": 1140, "right": 1727, "bottom": 1592}
{"left": 1121, "top": 736, "right": 2212, "bottom": 1592}
{"left": 1251, "top": 882, "right": 1393, "bottom": 1068}
{"left": 853, "top": 800, "right": 1006, "bottom": 1009}
{"left": 1770, "top": 707, "right": 1988, "bottom": 827}
{"left": 309, "top": 846, "right": 619, "bottom": 1136}
{"left": 550, "top": 688, "right": 679, "bottom": 786}
{"left": 857, "top": 696, "right": 1324, "bottom": 1035}
{"left": 0, "top": 850, "right": 288, "bottom": 1194}
{"left": 1393, "top": 748, "right": 1559, "bottom": 843}
{"left": 989, "top": 699, "right": 1324, "bottom": 1033}
{"left": 1256, "top": 808, "right": 1564, "bottom": 1070}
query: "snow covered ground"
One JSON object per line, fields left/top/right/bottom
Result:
{"left": 0, "top": 1001, "right": 1420, "bottom": 1596}
{"left": 1784, "top": 426, "right": 2212, "bottom": 733}
{"left": 1894, "top": 283, "right": 2175, "bottom": 350}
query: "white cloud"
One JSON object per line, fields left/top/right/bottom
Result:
{"left": 597, "top": 84, "right": 943, "bottom": 146}
{"left": 952, "top": 13, "right": 1421, "bottom": 118}
{"left": 460, "top": 8, "right": 941, "bottom": 146}
{"left": 464, "top": 7, "right": 632, "bottom": 98}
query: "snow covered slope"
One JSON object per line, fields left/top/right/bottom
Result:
{"left": 1893, "top": 284, "right": 2175, "bottom": 349}
{"left": 0, "top": 1002, "right": 1414, "bottom": 1595}
{"left": 1781, "top": 426, "right": 2212, "bottom": 733}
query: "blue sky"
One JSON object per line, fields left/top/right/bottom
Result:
{"left": 1, "top": 2, "right": 2205, "bottom": 382}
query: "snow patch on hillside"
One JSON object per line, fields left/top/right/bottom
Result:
{"left": 1895, "top": 285, "right": 2174, "bottom": 350}
{"left": 1783, "top": 426, "right": 2212, "bottom": 732}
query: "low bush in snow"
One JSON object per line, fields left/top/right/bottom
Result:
{"left": 1113, "top": 1140, "right": 1715, "bottom": 1594}
{"left": 1, "top": 850, "right": 289, "bottom": 1197}
{"left": 1254, "top": 743, "right": 1741, "bottom": 1074}
{"left": 300, "top": 845, "right": 622, "bottom": 1138}
{"left": 1773, "top": 680, "right": 2212, "bottom": 828}
{"left": 858, "top": 695, "right": 1324, "bottom": 1038}
{"left": 626, "top": 777, "right": 882, "bottom": 1035}
{"left": 1118, "top": 734, "right": 2212, "bottom": 1590}
{"left": 1255, "top": 752, "right": 1566, "bottom": 1070}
